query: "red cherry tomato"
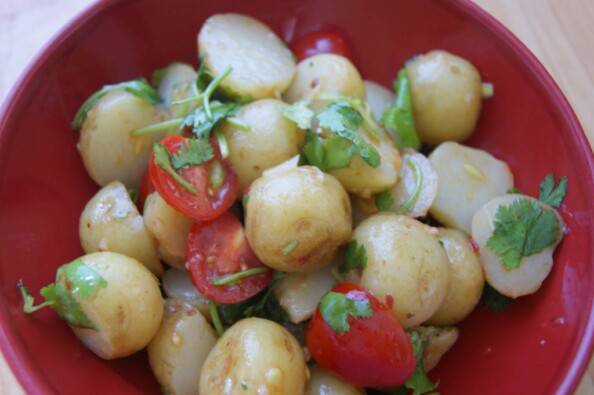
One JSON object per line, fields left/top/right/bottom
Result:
{"left": 138, "top": 168, "right": 155, "bottom": 211}
{"left": 291, "top": 31, "right": 354, "bottom": 62}
{"left": 149, "top": 135, "right": 238, "bottom": 221}
{"left": 306, "top": 283, "right": 415, "bottom": 388}
{"left": 186, "top": 212, "right": 272, "bottom": 304}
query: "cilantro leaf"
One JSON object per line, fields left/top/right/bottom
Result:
{"left": 403, "top": 331, "right": 437, "bottom": 395}
{"left": 538, "top": 174, "right": 568, "bottom": 208}
{"left": 323, "top": 136, "right": 354, "bottom": 170}
{"left": 171, "top": 138, "right": 214, "bottom": 170}
{"left": 486, "top": 198, "right": 561, "bottom": 270}
{"left": 302, "top": 132, "right": 326, "bottom": 170}
{"left": 181, "top": 101, "right": 240, "bottom": 139}
{"left": 382, "top": 69, "right": 421, "bottom": 150}
{"left": 282, "top": 101, "right": 315, "bottom": 129}
{"left": 72, "top": 78, "right": 162, "bottom": 129}
{"left": 339, "top": 241, "right": 368, "bottom": 273}
{"left": 153, "top": 144, "right": 198, "bottom": 194}
{"left": 482, "top": 283, "right": 513, "bottom": 312}
{"left": 319, "top": 291, "right": 372, "bottom": 335}
{"left": 375, "top": 190, "right": 394, "bottom": 211}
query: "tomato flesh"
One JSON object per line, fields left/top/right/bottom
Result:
{"left": 149, "top": 135, "right": 238, "bottom": 221}
{"left": 186, "top": 212, "right": 272, "bottom": 304}
{"left": 291, "top": 30, "right": 354, "bottom": 62}
{"left": 306, "top": 283, "right": 415, "bottom": 388}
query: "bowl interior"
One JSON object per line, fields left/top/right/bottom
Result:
{"left": 1, "top": 0, "right": 593, "bottom": 394}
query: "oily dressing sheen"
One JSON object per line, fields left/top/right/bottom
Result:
{"left": 305, "top": 365, "right": 365, "bottom": 395}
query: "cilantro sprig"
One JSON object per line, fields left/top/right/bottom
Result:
{"left": 170, "top": 138, "right": 213, "bottom": 170}
{"left": 18, "top": 258, "right": 107, "bottom": 329}
{"left": 282, "top": 100, "right": 315, "bottom": 130}
{"left": 539, "top": 174, "right": 568, "bottom": 208}
{"left": 72, "top": 78, "right": 162, "bottom": 130}
{"left": 319, "top": 291, "right": 373, "bottom": 335}
{"left": 152, "top": 144, "right": 198, "bottom": 194}
{"left": 382, "top": 69, "right": 421, "bottom": 150}
{"left": 482, "top": 283, "right": 514, "bottom": 312}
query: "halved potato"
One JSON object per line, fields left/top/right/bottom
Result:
{"left": 198, "top": 13, "right": 296, "bottom": 100}
{"left": 364, "top": 80, "right": 394, "bottom": 121}
{"left": 429, "top": 142, "right": 513, "bottom": 234}
{"left": 305, "top": 365, "right": 364, "bottom": 395}
{"left": 156, "top": 62, "right": 197, "bottom": 106}
{"left": 471, "top": 194, "right": 564, "bottom": 298}
{"left": 162, "top": 268, "right": 210, "bottom": 319}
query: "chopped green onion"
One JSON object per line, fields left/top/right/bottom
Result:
{"left": 282, "top": 240, "right": 300, "bottom": 255}
{"left": 18, "top": 280, "right": 52, "bottom": 314}
{"left": 382, "top": 69, "right": 421, "bottom": 150}
{"left": 203, "top": 66, "right": 232, "bottom": 120}
{"left": 209, "top": 301, "right": 225, "bottom": 336}
{"left": 153, "top": 144, "right": 197, "bottom": 194}
{"left": 397, "top": 159, "right": 423, "bottom": 214}
{"left": 215, "top": 130, "right": 229, "bottom": 159}
{"left": 210, "top": 267, "right": 270, "bottom": 286}
{"left": 481, "top": 82, "right": 494, "bottom": 98}
{"left": 226, "top": 117, "right": 250, "bottom": 131}
{"left": 130, "top": 118, "right": 182, "bottom": 136}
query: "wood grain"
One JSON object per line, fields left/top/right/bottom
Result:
{"left": 0, "top": 0, "right": 592, "bottom": 394}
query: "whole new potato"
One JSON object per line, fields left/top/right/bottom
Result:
{"left": 245, "top": 166, "right": 351, "bottom": 273}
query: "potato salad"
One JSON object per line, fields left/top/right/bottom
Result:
{"left": 19, "top": 13, "right": 568, "bottom": 395}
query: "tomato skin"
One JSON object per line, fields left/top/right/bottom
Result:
{"left": 291, "top": 31, "right": 354, "bottom": 62}
{"left": 149, "top": 135, "right": 238, "bottom": 221}
{"left": 186, "top": 212, "right": 272, "bottom": 304}
{"left": 306, "top": 283, "right": 415, "bottom": 388}
{"left": 138, "top": 168, "right": 155, "bottom": 211}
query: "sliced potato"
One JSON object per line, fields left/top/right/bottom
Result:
{"left": 354, "top": 214, "right": 449, "bottom": 328}
{"left": 245, "top": 166, "right": 352, "bottom": 273}
{"left": 429, "top": 142, "right": 513, "bottom": 234}
{"left": 305, "top": 365, "right": 364, "bottom": 395}
{"left": 79, "top": 181, "right": 162, "bottom": 276}
{"left": 156, "top": 62, "right": 197, "bottom": 107}
{"left": 427, "top": 229, "right": 484, "bottom": 325}
{"left": 284, "top": 54, "right": 365, "bottom": 110}
{"left": 416, "top": 326, "right": 459, "bottom": 371}
{"left": 220, "top": 99, "right": 305, "bottom": 191}
{"left": 78, "top": 89, "right": 160, "bottom": 189}
{"left": 70, "top": 252, "right": 163, "bottom": 359}
{"left": 471, "top": 194, "right": 564, "bottom": 298}
{"left": 200, "top": 318, "right": 307, "bottom": 395}
{"left": 329, "top": 134, "right": 401, "bottom": 198}
{"left": 162, "top": 268, "right": 210, "bottom": 319}
{"left": 274, "top": 265, "right": 336, "bottom": 324}
{"left": 406, "top": 50, "right": 482, "bottom": 144}
{"left": 143, "top": 192, "right": 193, "bottom": 269}
{"left": 198, "top": 14, "right": 295, "bottom": 101}
{"left": 148, "top": 298, "right": 217, "bottom": 395}
{"left": 364, "top": 80, "right": 394, "bottom": 122}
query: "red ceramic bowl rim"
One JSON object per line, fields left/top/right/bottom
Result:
{"left": 0, "top": 0, "right": 593, "bottom": 394}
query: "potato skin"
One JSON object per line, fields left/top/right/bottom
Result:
{"left": 284, "top": 54, "right": 365, "bottom": 110}
{"left": 406, "top": 50, "right": 482, "bottom": 144}
{"left": 69, "top": 252, "right": 163, "bottom": 359}
{"left": 354, "top": 214, "right": 449, "bottom": 328}
{"left": 220, "top": 99, "right": 305, "bottom": 191}
{"left": 199, "top": 318, "right": 307, "bottom": 395}
{"left": 143, "top": 192, "right": 193, "bottom": 269}
{"left": 245, "top": 166, "right": 352, "bottom": 273}
{"left": 198, "top": 13, "right": 295, "bottom": 100}
{"left": 427, "top": 229, "right": 484, "bottom": 325}
{"left": 148, "top": 298, "right": 217, "bottom": 395}
{"left": 305, "top": 365, "right": 364, "bottom": 395}
{"left": 79, "top": 181, "right": 162, "bottom": 276}
{"left": 429, "top": 142, "right": 513, "bottom": 234}
{"left": 364, "top": 80, "right": 394, "bottom": 121}
{"left": 78, "top": 89, "right": 160, "bottom": 189}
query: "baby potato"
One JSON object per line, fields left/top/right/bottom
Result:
{"left": 156, "top": 62, "right": 197, "bottom": 106}
{"left": 200, "top": 317, "right": 307, "bottom": 395}
{"left": 416, "top": 326, "right": 459, "bottom": 371}
{"left": 274, "top": 265, "right": 336, "bottom": 324}
{"left": 245, "top": 166, "right": 352, "bottom": 273}
{"left": 219, "top": 99, "right": 305, "bottom": 191}
{"left": 162, "top": 269, "right": 210, "bottom": 319}
{"left": 330, "top": 134, "right": 401, "bottom": 198}
{"left": 143, "top": 192, "right": 193, "bottom": 269}
{"left": 429, "top": 142, "right": 513, "bottom": 234}
{"left": 427, "top": 229, "right": 484, "bottom": 325}
{"left": 364, "top": 80, "right": 394, "bottom": 121}
{"left": 284, "top": 54, "right": 365, "bottom": 110}
{"left": 78, "top": 89, "right": 160, "bottom": 189}
{"left": 406, "top": 50, "right": 482, "bottom": 144}
{"left": 69, "top": 252, "right": 163, "bottom": 359}
{"left": 305, "top": 365, "right": 364, "bottom": 395}
{"left": 198, "top": 14, "right": 296, "bottom": 101}
{"left": 472, "top": 194, "right": 564, "bottom": 298}
{"left": 354, "top": 214, "right": 449, "bottom": 328}
{"left": 148, "top": 298, "right": 217, "bottom": 395}
{"left": 79, "top": 181, "right": 163, "bottom": 276}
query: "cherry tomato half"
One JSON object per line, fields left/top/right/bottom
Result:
{"left": 306, "top": 283, "right": 415, "bottom": 388}
{"left": 291, "top": 30, "right": 354, "bottom": 62}
{"left": 186, "top": 212, "right": 272, "bottom": 304}
{"left": 149, "top": 135, "right": 238, "bottom": 221}
{"left": 138, "top": 168, "right": 155, "bottom": 211}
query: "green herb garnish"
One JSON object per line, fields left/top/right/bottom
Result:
{"left": 282, "top": 240, "right": 300, "bottom": 255}
{"left": 153, "top": 143, "right": 198, "bottom": 194}
{"left": 282, "top": 100, "right": 315, "bottom": 130}
{"left": 319, "top": 291, "right": 372, "bottom": 335}
{"left": 210, "top": 267, "right": 270, "bottom": 286}
{"left": 482, "top": 283, "right": 514, "bottom": 312}
{"left": 382, "top": 69, "right": 421, "bottom": 150}
{"left": 170, "top": 138, "right": 213, "bottom": 170}
{"left": 538, "top": 174, "right": 568, "bottom": 208}
{"left": 375, "top": 190, "right": 394, "bottom": 212}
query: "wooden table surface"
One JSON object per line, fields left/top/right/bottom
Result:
{"left": 1, "top": 0, "right": 593, "bottom": 393}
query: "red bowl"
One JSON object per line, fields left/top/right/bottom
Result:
{"left": 1, "top": 0, "right": 593, "bottom": 394}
